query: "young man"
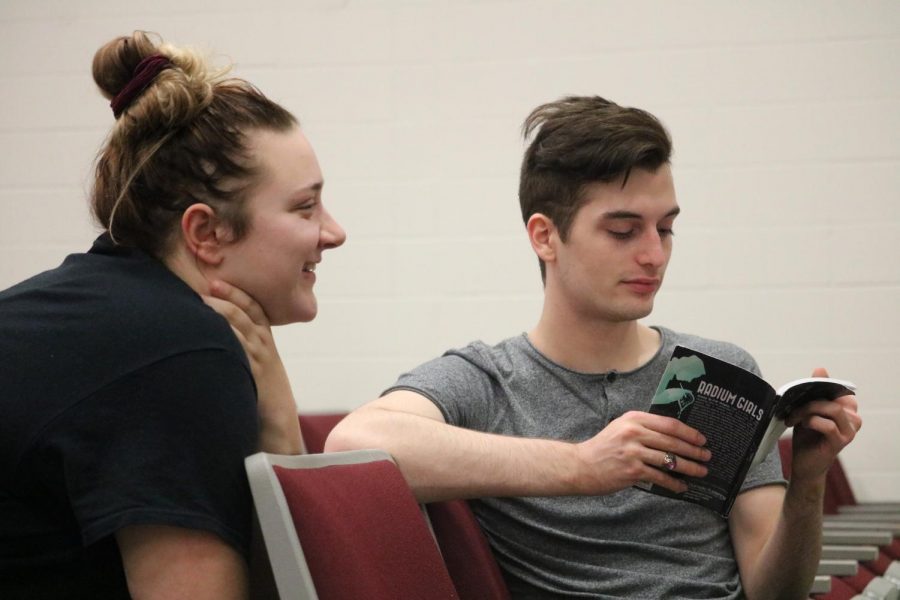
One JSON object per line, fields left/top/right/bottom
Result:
{"left": 327, "top": 96, "right": 860, "bottom": 598}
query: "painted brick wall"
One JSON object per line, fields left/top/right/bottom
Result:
{"left": 1, "top": 0, "right": 897, "bottom": 499}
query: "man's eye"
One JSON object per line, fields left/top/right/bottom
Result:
{"left": 658, "top": 228, "right": 675, "bottom": 237}
{"left": 608, "top": 230, "right": 634, "bottom": 240}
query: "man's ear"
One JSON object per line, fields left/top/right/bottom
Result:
{"left": 180, "top": 203, "right": 232, "bottom": 266}
{"left": 526, "top": 213, "right": 557, "bottom": 264}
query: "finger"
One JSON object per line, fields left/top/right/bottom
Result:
{"left": 202, "top": 295, "right": 257, "bottom": 336}
{"left": 643, "top": 429, "right": 712, "bottom": 464}
{"left": 228, "top": 324, "right": 250, "bottom": 349}
{"left": 796, "top": 415, "right": 855, "bottom": 449}
{"left": 789, "top": 400, "right": 857, "bottom": 437}
{"left": 640, "top": 465, "right": 690, "bottom": 494}
{"left": 635, "top": 412, "right": 707, "bottom": 447}
{"left": 642, "top": 448, "right": 708, "bottom": 479}
{"left": 833, "top": 393, "right": 859, "bottom": 414}
{"left": 811, "top": 366, "right": 829, "bottom": 378}
{"left": 208, "top": 280, "right": 269, "bottom": 326}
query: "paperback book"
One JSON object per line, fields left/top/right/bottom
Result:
{"left": 636, "top": 345, "right": 855, "bottom": 517}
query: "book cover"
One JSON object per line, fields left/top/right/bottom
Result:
{"left": 636, "top": 345, "right": 855, "bottom": 517}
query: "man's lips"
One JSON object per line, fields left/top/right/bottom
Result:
{"left": 621, "top": 278, "right": 660, "bottom": 294}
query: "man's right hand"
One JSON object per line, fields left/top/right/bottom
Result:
{"left": 573, "top": 410, "right": 711, "bottom": 495}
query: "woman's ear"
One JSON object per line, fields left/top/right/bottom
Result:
{"left": 526, "top": 213, "right": 557, "bottom": 265}
{"left": 181, "top": 204, "right": 230, "bottom": 266}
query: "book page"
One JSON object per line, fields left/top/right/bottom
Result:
{"left": 749, "top": 377, "right": 857, "bottom": 469}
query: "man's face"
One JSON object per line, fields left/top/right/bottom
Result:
{"left": 548, "top": 165, "right": 679, "bottom": 324}
{"left": 215, "top": 126, "right": 346, "bottom": 325}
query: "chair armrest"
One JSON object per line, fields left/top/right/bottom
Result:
{"left": 821, "top": 545, "right": 880, "bottom": 561}
{"left": 839, "top": 503, "right": 900, "bottom": 514}
{"left": 817, "top": 559, "right": 858, "bottom": 576}
{"left": 822, "top": 521, "right": 900, "bottom": 536}
{"left": 809, "top": 575, "right": 831, "bottom": 595}
{"left": 822, "top": 530, "right": 893, "bottom": 546}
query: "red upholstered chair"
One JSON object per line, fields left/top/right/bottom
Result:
{"left": 298, "top": 413, "right": 347, "bottom": 454}
{"left": 296, "top": 412, "right": 512, "bottom": 598}
{"left": 246, "top": 449, "right": 459, "bottom": 600}
{"left": 779, "top": 437, "right": 900, "bottom": 521}
{"left": 813, "top": 576, "right": 864, "bottom": 600}
{"left": 780, "top": 434, "right": 900, "bottom": 520}
{"left": 427, "top": 500, "right": 511, "bottom": 600}
{"left": 841, "top": 563, "right": 878, "bottom": 592}
{"left": 779, "top": 437, "right": 900, "bottom": 597}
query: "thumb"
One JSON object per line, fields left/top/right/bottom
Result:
{"left": 811, "top": 366, "right": 829, "bottom": 378}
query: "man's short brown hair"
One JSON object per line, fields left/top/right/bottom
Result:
{"left": 519, "top": 96, "right": 672, "bottom": 281}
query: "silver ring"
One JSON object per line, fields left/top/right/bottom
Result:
{"left": 663, "top": 452, "right": 677, "bottom": 471}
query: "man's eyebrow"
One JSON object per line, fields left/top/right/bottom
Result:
{"left": 601, "top": 206, "right": 681, "bottom": 220}
{"left": 293, "top": 180, "right": 324, "bottom": 195}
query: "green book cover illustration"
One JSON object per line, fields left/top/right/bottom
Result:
{"left": 636, "top": 345, "right": 855, "bottom": 518}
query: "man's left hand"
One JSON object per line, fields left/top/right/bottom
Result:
{"left": 785, "top": 367, "right": 862, "bottom": 482}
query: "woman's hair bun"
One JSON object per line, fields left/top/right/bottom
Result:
{"left": 92, "top": 31, "right": 222, "bottom": 125}
{"left": 89, "top": 31, "right": 297, "bottom": 258}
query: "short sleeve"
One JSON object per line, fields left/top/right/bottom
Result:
{"left": 741, "top": 445, "right": 787, "bottom": 492}
{"left": 30, "top": 349, "right": 259, "bottom": 556}
{"left": 384, "top": 351, "right": 500, "bottom": 431}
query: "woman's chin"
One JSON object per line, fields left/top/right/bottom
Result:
{"left": 271, "top": 302, "right": 318, "bottom": 325}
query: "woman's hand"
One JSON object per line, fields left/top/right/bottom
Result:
{"left": 203, "top": 280, "right": 304, "bottom": 454}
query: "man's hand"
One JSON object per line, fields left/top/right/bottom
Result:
{"left": 574, "top": 410, "right": 711, "bottom": 495}
{"left": 203, "top": 280, "right": 303, "bottom": 454}
{"left": 785, "top": 367, "right": 861, "bottom": 483}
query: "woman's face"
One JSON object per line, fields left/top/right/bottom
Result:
{"left": 215, "top": 126, "right": 346, "bottom": 325}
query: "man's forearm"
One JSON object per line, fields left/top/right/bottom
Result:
{"left": 325, "top": 406, "right": 583, "bottom": 502}
{"left": 741, "top": 477, "right": 825, "bottom": 600}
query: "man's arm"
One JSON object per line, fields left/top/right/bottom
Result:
{"left": 729, "top": 368, "right": 861, "bottom": 600}
{"left": 117, "top": 525, "right": 248, "bottom": 600}
{"left": 326, "top": 389, "right": 712, "bottom": 503}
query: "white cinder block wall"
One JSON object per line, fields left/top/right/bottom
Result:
{"left": 1, "top": 1, "right": 897, "bottom": 500}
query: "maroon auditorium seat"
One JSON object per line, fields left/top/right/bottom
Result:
{"left": 427, "top": 500, "right": 511, "bottom": 600}
{"left": 297, "top": 411, "right": 511, "bottom": 598}
{"left": 298, "top": 413, "right": 347, "bottom": 454}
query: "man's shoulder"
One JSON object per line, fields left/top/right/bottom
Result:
{"left": 444, "top": 334, "right": 532, "bottom": 373}
{"left": 657, "top": 326, "right": 759, "bottom": 373}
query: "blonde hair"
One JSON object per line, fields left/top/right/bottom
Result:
{"left": 91, "top": 31, "right": 297, "bottom": 257}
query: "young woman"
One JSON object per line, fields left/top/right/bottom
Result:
{"left": 0, "top": 31, "right": 344, "bottom": 599}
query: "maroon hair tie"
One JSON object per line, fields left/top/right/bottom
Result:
{"left": 110, "top": 55, "right": 172, "bottom": 118}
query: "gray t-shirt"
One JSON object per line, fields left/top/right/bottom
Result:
{"left": 386, "top": 326, "right": 786, "bottom": 599}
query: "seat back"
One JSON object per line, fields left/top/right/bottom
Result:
{"left": 814, "top": 576, "right": 866, "bottom": 600}
{"left": 778, "top": 435, "right": 848, "bottom": 515}
{"left": 778, "top": 436, "right": 792, "bottom": 479}
{"left": 827, "top": 457, "right": 858, "bottom": 508}
{"left": 298, "top": 413, "right": 347, "bottom": 454}
{"left": 246, "top": 450, "right": 459, "bottom": 600}
{"left": 296, "top": 411, "right": 511, "bottom": 598}
{"left": 427, "top": 500, "right": 511, "bottom": 600}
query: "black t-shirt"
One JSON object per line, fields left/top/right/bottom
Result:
{"left": 0, "top": 235, "right": 259, "bottom": 598}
